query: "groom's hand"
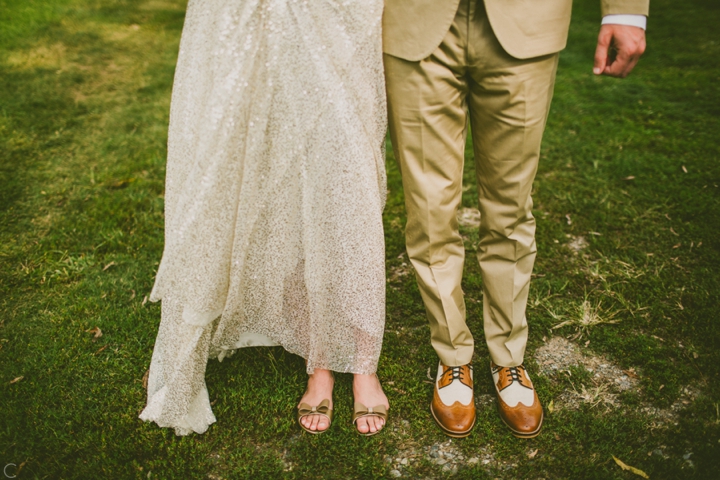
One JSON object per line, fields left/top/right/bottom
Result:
{"left": 593, "top": 24, "right": 646, "bottom": 78}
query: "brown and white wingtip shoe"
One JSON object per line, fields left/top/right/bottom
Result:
{"left": 491, "top": 362, "right": 543, "bottom": 439}
{"left": 430, "top": 362, "right": 476, "bottom": 438}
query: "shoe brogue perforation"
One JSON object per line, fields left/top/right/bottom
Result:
{"left": 491, "top": 362, "right": 543, "bottom": 439}
{"left": 431, "top": 362, "right": 476, "bottom": 438}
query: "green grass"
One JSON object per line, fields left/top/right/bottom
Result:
{"left": 1, "top": 0, "right": 719, "bottom": 478}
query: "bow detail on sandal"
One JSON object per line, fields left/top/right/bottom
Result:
{"left": 352, "top": 402, "right": 388, "bottom": 436}
{"left": 297, "top": 399, "right": 333, "bottom": 434}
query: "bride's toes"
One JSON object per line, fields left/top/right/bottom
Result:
{"left": 367, "top": 417, "right": 378, "bottom": 434}
{"left": 356, "top": 417, "right": 370, "bottom": 434}
{"left": 310, "top": 414, "right": 321, "bottom": 431}
{"left": 373, "top": 416, "right": 385, "bottom": 433}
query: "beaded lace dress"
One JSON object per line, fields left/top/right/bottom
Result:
{"left": 139, "top": 0, "right": 387, "bottom": 435}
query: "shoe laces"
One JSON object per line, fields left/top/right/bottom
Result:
{"left": 442, "top": 365, "right": 470, "bottom": 383}
{"left": 503, "top": 365, "right": 528, "bottom": 387}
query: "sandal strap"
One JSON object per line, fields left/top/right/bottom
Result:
{"left": 298, "top": 399, "right": 333, "bottom": 421}
{"left": 352, "top": 402, "right": 387, "bottom": 424}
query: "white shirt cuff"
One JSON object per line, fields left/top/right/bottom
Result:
{"left": 602, "top": 14, "right": 647, "bottom": 30}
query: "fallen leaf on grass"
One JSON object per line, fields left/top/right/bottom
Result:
{"left": 129, "top": 290, "right": 136, "bottom": 300}
{"left": 548, "top": 400, "right": 554, "bottom": 413}
{"left": 527, "top": 449, "right": 538, "bottom": 459}
{"left": 623, "top": 368, "right": 639, "bottom": 379}
{"left": 623, "top": 176, "right": 635, "bottom": 181}
{"left": 142, "top": 369, "right": 149, "bottom": 389}
{"left": 142, "top": 295, "right": 148, "bottom": 306}
{"left": 10, "top": 376, "right": 24, "bottom": 384}
{"left": 108, "top": 178, "right": 136, "bottom": 189}
{"left": 103, "top": 261, "right": 116, "bottom": 271}
{"left": 426, "top": 367, "right": 434, "bottom": 381}
{"left": 682, "top": 165, "right": 688, "bottom": 173}
{"left": 86, "top": 327, "right": 102, "bottom": 339}
{"left": 612, "top": 455, "right": 649, "bottom": 479}
{"left": 94, "top": 344, "right": 108, "bottom": 355}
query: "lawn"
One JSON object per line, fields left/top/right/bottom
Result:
{"left": 1, "top": 0, "right": 718, "bottom": 478}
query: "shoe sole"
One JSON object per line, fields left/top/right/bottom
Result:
{"left": 429, "top": 402, "right": 476, "bottom": 438}
{"left": 499, "top": 410, "right": 544, "bottom": 439}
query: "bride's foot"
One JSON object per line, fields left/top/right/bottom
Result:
{"left": 353, "top": 373, "right": 389, "bottom": 435}
{"left": 298, "top": 369, "right": 334, "bottom": 433}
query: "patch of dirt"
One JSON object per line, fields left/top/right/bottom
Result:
{"left": 385, "top": 435, "right": 498, "bottom": 477}
{"left": 536, "top": 337, "right": 636, "bottom": 389}
{"left": 388, "top": 262, "right": 411, "bottom": 282}
{"left": 457, "top": 208, "right": 481, "bottom": 228}
{"left": 475, "top": 393, "right": 495, "bottom": 407}
{"left": 567, "top": 235, "right": 588, "bottom": 253}
{"left": 534, "top": 337, "right": 699, "bottom": 425}
{"left": 640, "top": 386, "right": 701, "bottom": 428}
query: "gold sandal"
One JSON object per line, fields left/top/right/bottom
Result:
{"left": 297, "top": 399, "right": 333, "bottom": 434}
{"left": 352, "top": 402, "right": 388, "bottom": 436}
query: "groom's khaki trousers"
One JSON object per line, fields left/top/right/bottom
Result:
{"left": 385, "top": 0, "right": 559, "bottom": 368}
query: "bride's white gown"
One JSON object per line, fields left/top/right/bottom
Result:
{"left": 140, "top": 0, "right": 387, "bottom": 435}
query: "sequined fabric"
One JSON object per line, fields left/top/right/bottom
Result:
{"left": 139, "top": 0, "right": 387, "bottom": 435}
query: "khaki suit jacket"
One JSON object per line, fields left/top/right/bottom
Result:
{"left": 383, "top": 0, "right": 650, "bottom": 61}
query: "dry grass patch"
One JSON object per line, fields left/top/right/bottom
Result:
{"left": 536, "top": 337, "right": 700, "bottom": 426}
{"left": 6, "top": 42, "right": 68, "bottom": 69}
{"left": 549, "top": 298, "right": 621, "bottom": 340}
{"left": 535, "top": 336, "right": 638, "bottom": 410}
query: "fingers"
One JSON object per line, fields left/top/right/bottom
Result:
{"left": 593, "top": 25, "right": 646, "bottom": 78}
{"left": 603, "top": 50, "right": 640, "bottom": 78}
{"left": 593, "top": 27, "right": 613, "bottom": 75}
